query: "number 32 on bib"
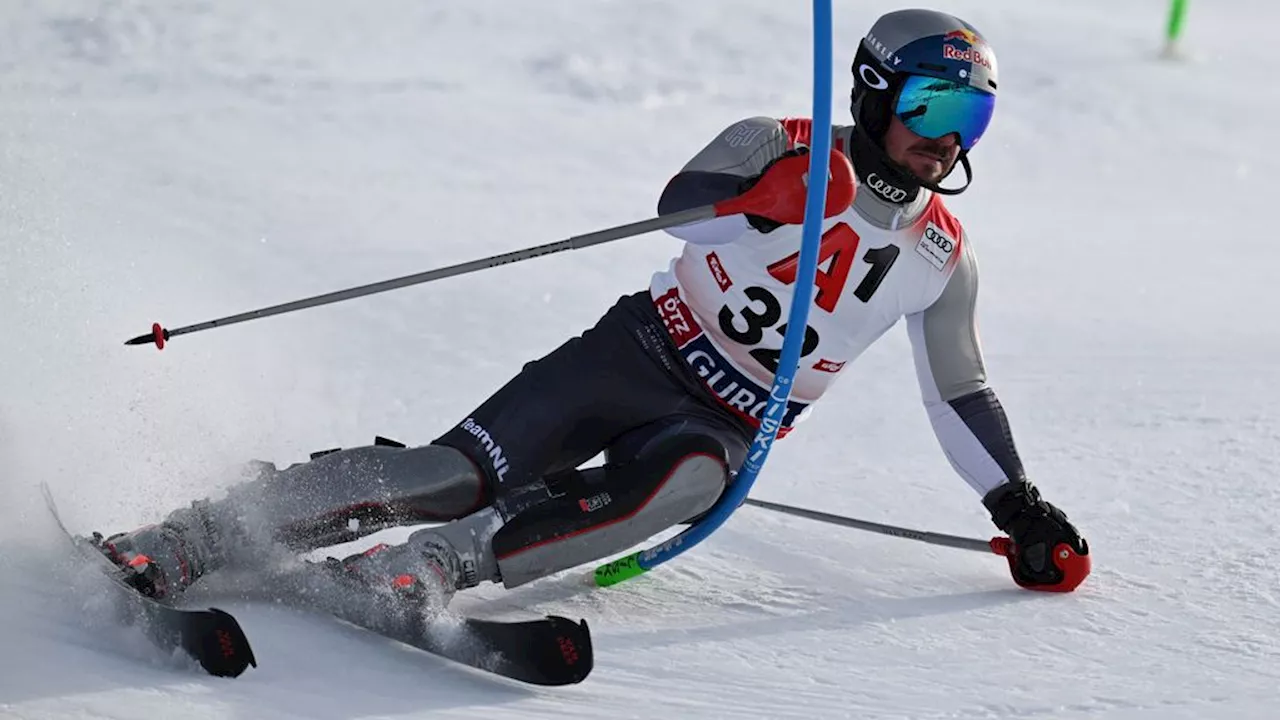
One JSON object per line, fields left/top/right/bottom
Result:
{"left": 717, "top": 222, "right": 900, "bottom": 373}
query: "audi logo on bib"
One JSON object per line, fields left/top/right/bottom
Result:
{"left": 867, "top": 173, "right": 908, "bottom": 203}
{"left": 915, "top": 220, "right": 958, "bottom": 271}
{"left": 924, "top": 225, "right": 953, "bottom": 253}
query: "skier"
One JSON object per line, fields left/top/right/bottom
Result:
{"left": 95, "top": 9, "right": 1090, "bottom": 616}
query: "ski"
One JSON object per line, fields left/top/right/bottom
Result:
{"left": 290, "top": 580, "right": 594, "bottom": 686}
{"left": 41, "top": 483, "right": 257, "bottom": 678}
{"left": 360, "top": 612, "right": 593, "bottom": 686}
{"left": 263, "top": 562, "right": 593, "bottom": 685}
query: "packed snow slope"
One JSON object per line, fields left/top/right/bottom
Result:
{"left": 2, "top": 1, "right": 1278, "bottom": 718}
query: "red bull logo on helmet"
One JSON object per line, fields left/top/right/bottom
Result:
{"left": 943, "top": 29, "right": 981, "bottom": 45}
{"left": 942, "top": 29, "right": 992, "bottom": 69}
{"left": 942, "top": 44, "right": 993, "bottom": 68}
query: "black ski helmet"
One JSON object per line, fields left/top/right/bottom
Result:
{"left": 849, "top": 9, "right": 999, "bottom": 196}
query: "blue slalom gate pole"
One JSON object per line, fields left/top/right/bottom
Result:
{"left": 592, "top": 0, "right": 836, "bottom": 587}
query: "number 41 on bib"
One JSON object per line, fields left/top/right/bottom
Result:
{"left": 766, "top": 222, "right": 900, "bottom": 312}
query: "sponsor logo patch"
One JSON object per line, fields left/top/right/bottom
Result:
{"left": 724, "top": 123, "right": 765, "bottom": 148}
{"left": 867, "top": 173, "right": 908, "bottom": 203}
{"left": 680, "top": 335, "right": 808, "bottom": 432}
{"left": 653, "top": 287, "right": 703, "bottom": 348}
{"left": 813, "top": 358, "right": 845, "bottom": 373}
{"left": 864, "top": 33, "right": 904, "bottom": 67}
{"left": 578, "top": 492, "right": 612, "bottom": 513}
{"left": 706, "top": 252, "right": 733, "bottom": 291}
{"left": 654, "top": 288, "right": 808, "bottom": 435}
{"left": 461, "top": 417, "right": 510, "bottom": 483}
{"left": 943, "top": 29, "right": 982, "bottom": 45}
{"left": 916, "top": 221, "right": 957, "bottom": 271}
{"left": 942, "top": 44, "right": 993, "bottom": 69}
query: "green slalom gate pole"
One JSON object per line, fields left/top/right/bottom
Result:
{"left": 1164, "top": 0, "right": 1189, "bottom": 56}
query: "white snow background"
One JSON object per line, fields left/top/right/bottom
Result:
{"left": 1, "top": 1, "right": 1277, "bottom": 718}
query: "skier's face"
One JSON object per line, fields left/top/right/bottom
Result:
{"left": 883, "top": 115, "right": 960, "bottom": 184}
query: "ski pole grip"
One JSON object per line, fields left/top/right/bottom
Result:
{"left": 713, "top": 148, "right": 855, "bottom": 224}
{"left": 989, "top": 536, "right": 1012, "bottom": 556}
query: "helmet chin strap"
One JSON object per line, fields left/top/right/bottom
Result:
{"left": 920, "top": 151, "right": 972, "bottom": 196}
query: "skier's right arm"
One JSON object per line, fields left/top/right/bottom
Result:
{"left": 656, "top": 117, "right": 791, "bottom": 245}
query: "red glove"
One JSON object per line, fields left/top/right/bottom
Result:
{"left": 714, "top": 147, "right": 855, "bottom": 231}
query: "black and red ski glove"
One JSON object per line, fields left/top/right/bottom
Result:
{"left": 983, "top": 480, "right": 1091, "bottom": 592}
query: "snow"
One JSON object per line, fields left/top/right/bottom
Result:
{"left": 2, "top": 0, "right": 1278, "bottom": 717}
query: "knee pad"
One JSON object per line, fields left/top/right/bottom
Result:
{"left": 490, "top": 434, "right": 729, "bottom": 588}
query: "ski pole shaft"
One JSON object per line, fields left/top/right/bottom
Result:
{"left": 126, "top": 142, "right": 852, "bottom": 350}
{"left": 743, "top": 497, "right": 1009, "bottom": 555}
{"left": 125, "top": 205, "right": 718, "bottom": 349}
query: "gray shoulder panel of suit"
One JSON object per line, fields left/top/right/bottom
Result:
{"left": 919, "top": 234, "right": 987, "bottom": 402}
{"left": 679, "top": 116, "right": 791, "bottom": 178}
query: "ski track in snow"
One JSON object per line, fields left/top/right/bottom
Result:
{"left": 2, "top": 1, "right": 1279, "bottom": 718}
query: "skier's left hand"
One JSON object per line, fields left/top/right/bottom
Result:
{"left": 984, "top": 480, "right": 1091, "bottom": 592}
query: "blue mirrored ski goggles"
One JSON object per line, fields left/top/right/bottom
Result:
{"left": 894, "top": 74, "right": 996, "bottom": 150}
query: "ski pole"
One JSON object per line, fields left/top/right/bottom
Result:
{"left": 124, "top": 150, "right": 854, "bottom": 350}
{"left": 743, "top": 496, "right": 1011, "bottom": 556}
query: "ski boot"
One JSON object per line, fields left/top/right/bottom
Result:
{"left": 320, "top": 507, "right": 504, "bottom": 630}
{"left": 92, "top": 500, "right": 221, "bottom": 600}
{"left": 324, "top": 540, "right": 456, "bottom": 625}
